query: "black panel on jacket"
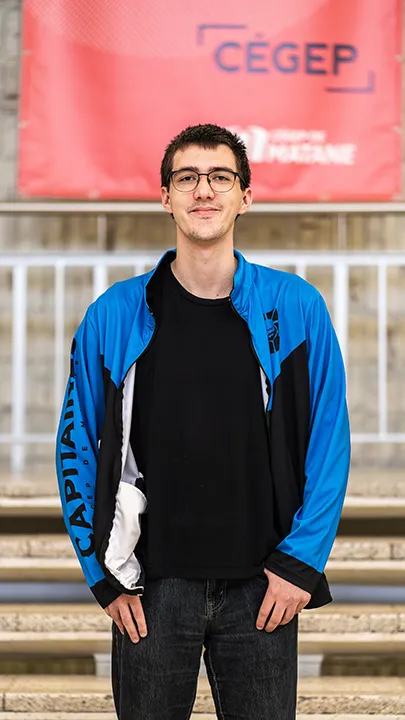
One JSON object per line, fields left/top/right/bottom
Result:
{"left": 265, "top": 341, "right": 309, "bottom": 540}
{"left": 265, "top": 342, "right": 332, "bottom": 608}
{"left": 93, "top": 359, "right": 125, "bottom": 582}
{"left": 90, "top": 577, "right": 122, "bottom": 609}
{"left": 265, "top": 549, "right": 332, "bottom": 609}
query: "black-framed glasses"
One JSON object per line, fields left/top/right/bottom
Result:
{"left": 169, "top": 169, "right": 243, "bottom": 193}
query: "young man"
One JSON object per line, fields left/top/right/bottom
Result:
{"left": 56, "top": 124, "right": 350, "bottom": 719}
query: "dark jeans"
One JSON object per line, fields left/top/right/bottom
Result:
{"left": 112, "top": 573, "right": 298, "bottom": 719}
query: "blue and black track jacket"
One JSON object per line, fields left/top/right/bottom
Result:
{"left": 56, "top": 249, "right": 350, "bottom": 609}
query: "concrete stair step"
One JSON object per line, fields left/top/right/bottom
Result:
{"left": 1, "top": 716, "right": 405, "bottom": 720}
{"left": 2, "top": 676, "right": 405, "bottom": 714}
{"left": 3, "top": 494, "right": 405, "bottom": 518}
{"left": 346, "top": 470, "right": 405, "bottom": 498}
{"left": 325, "top": 560, "right": 405, "bottom": 584}
{"left": 1, "top": 630, "right": 404, "bottom": 656}
{"left": 343, "top": 496, "right": 405, "bottom": 518}
{"left": 3, "top": 534, "right": 405, "bottom": 561}
{"left": 0, "top": 558, "right": 404, "bottom": 585}
{"left": 0, "top": 716, "right": 213, "bottom": 720}
{"left": 0, "top": 631, "right": 111, "bottom": 655}
{"left": 0, "top": 716, "right": 215, "bottom": 720}
{"left": 0, "top": 536, "right": 76, "bottom": 559}
{"left": 1, "top": 604, "right": 405, "bottom": 656}
{"left": 297, "top": 677, "right": 405, "bottom": 714}
{"left": 2, "top": 546, "right": 405, "bottom": 583}
{"left": 330, "top": 537, "right": 405, "bottom": 560}
{"left": 0, "top": 497, "right": 61, "bottom": 517}
{"left": 0, "top": 557, "right": 81, "bottom": 581}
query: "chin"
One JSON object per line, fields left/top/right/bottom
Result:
{"left": 189, "top": 221, "right": 226, "bottom": 239}
{"left": 188, "top": 229, "right": 224, "bottom": 244}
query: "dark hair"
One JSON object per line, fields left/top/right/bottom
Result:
{"left": 160, "top": 123, "right": 251, "bottom": 190}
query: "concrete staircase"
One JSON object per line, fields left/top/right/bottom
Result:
{"left": 1, "top": 469, "right": 405, "bottom": 717}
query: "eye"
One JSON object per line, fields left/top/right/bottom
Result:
{"left": 210, "top": 172, "right": 234, "bottom": 184}
{"left": 176, "top": 172, "right": 197, "bottom": 183}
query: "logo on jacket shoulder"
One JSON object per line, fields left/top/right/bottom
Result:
{"left": 264, "top": 309, "right": 279, "bottom": 353}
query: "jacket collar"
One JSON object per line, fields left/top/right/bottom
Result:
{"left": 231, "top": 249, "right": 253, "bottom": 318}
{"left": 145, "top": 248, "right": 253, "bottom": 315}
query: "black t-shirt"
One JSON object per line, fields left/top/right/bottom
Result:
{"left": 131, "top": 262, "right": 279, "bottom": 579}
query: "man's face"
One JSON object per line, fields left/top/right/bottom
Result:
{"left": 161, "top": 144, "right": 252, "bottom": 245}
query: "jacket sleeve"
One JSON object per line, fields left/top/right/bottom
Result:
{"left": 265, "top": 290, "right": 351, "bottom": 596}
{"left": 55, "top": 309, "right": 121, "bottom": 609}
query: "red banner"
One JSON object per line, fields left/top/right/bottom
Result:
{"left": 18, "top": 0, "right": 402, "bottom": 201}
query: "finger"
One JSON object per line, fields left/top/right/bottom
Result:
{"left": 110, "top": 612, "right": 125, "bottom": 636}
{"left": 256, "top": 598, "right": 275, "bottom": 631}
{"left": 279, "top": 608, "right": 296, "bottom": 626}
{"left": 120, "top": 606, "right": 140, "bottom": 644}
{"left": 129, "top": 597, "right": 148, "bottom": 638}
{"left": 264, "top": 603, "right": 286, "bottom": 633}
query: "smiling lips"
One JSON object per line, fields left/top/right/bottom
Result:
{"left": 190, "top": 207, "right": 220, "bottom": 215}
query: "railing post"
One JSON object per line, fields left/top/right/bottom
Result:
{"left": 333, "top": 263, "right": 349, "bottom": 367}
{"left": 11, "top": 264, "right": 27, "bottom": 474}
{"left": 133, "top": 263, "right": 147, "bottom": 277}
{"left": 295, "top": 264, "right": 307, "bottom": 280}
{"left": 93, "top": 264, "right": 108, "bottom": 301}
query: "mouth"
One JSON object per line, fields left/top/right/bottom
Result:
{"left": 190, "top": 208, "right": 220, "bottom": 217}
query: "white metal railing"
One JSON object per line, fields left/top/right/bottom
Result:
{"left": 1, "top": 250, "right": 405, "bottom": 473}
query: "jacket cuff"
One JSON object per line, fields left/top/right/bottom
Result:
{"left": 264, "top": 549, "right": 322, "bottom": 595}
{"left": 90, "top": 578, "right": 122, "bottom": 609}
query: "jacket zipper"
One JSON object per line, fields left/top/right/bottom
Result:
{"left": 137, "top": 308, "right": 158, "bottom": 363}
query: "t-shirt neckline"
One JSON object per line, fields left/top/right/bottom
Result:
{"left": 168, "top": 264, "right": 230, "bottom": 306}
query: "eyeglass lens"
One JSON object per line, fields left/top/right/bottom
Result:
{"left": 172, "top": 170, "right": 236, "bottom": 192}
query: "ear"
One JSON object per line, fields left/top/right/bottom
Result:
{"left": 238, "top": 186, "right": 253, "bottom": 217}
{"left": 161, "top": 186, "right": 173, "bottom": 215}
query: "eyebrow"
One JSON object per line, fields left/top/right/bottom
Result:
{"left": 172, "top": 165, "right": 237, "bottom": 173}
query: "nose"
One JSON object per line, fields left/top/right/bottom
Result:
{"left": 193, "top": 175, "right": 215, "bottom": 200}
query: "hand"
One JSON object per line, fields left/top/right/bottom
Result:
{"left": 105, "top": 593, "right": 148, "bottom": 643}
{"left": 256, "top": 569, "right": 310, "bottom": 633}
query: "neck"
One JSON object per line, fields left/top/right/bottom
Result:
{"left": 171, "top": 240, "right": 237, "bottom": 300}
